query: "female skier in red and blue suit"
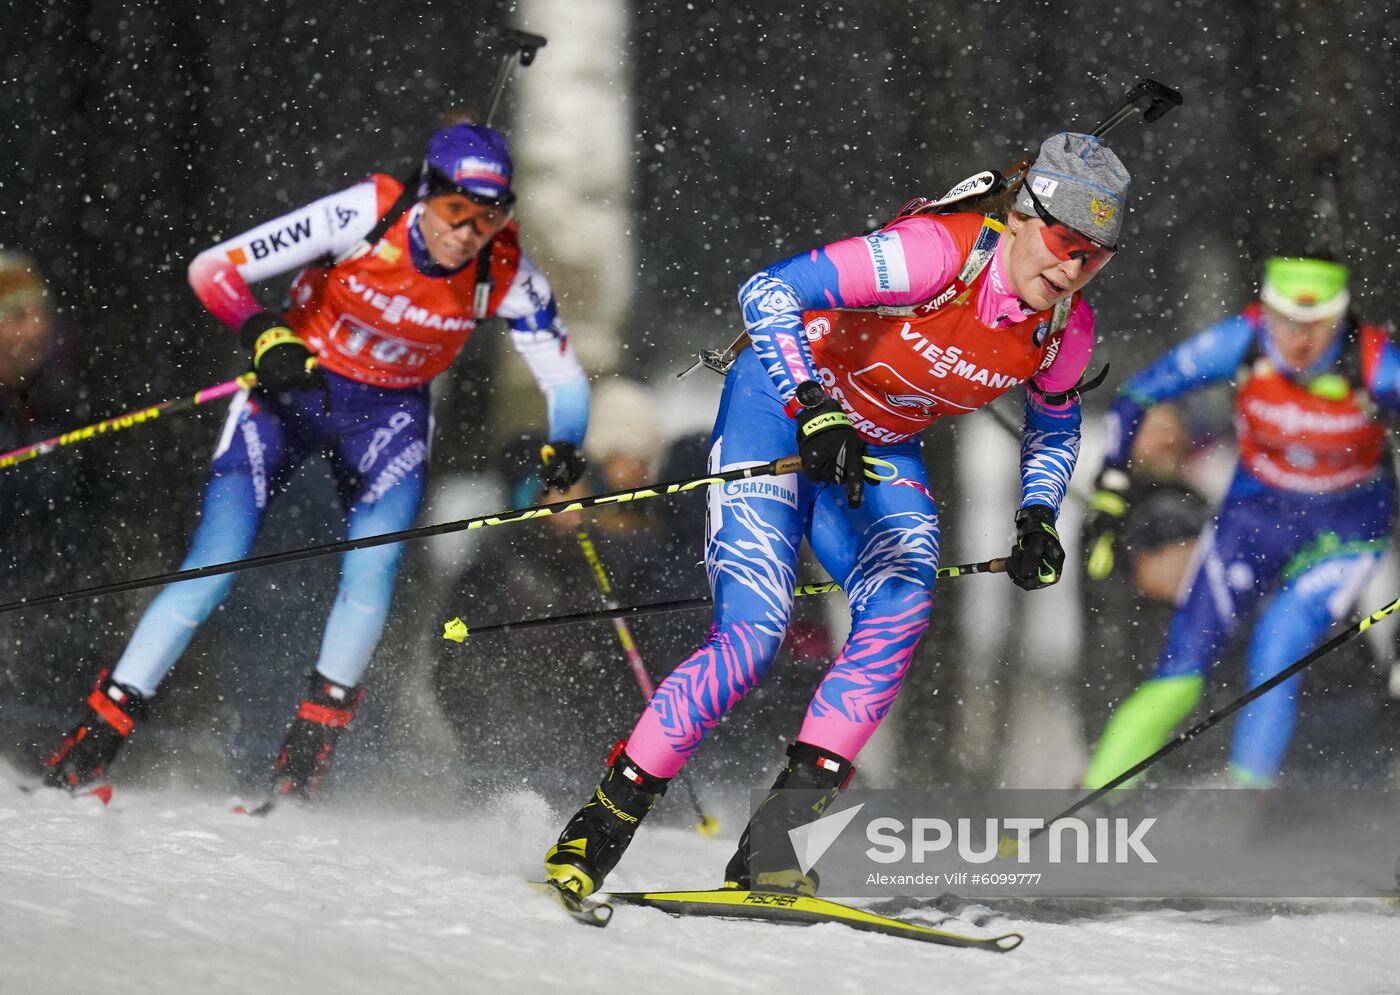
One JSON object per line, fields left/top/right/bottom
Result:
{"left": 545, "top": 132, "right": 1135, "bottom": 898}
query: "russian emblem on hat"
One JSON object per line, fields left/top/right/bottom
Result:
{"left": 1013, "top": 132, "right": 1131, "bottom": 246}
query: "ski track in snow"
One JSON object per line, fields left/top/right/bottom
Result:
{"left": 1, "top": 774, "right": 1397, "bottom": 995}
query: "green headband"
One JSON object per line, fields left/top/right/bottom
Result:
{"left": 1261, "top": 257, "right": 1349, "bottom": 321}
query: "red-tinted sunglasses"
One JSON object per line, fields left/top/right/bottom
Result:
{"left": 1024, "top": 185, "right": 1117, "bottom": 274}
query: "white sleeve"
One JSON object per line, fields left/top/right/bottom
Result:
{"left": 495, "top": 252, "right": 559, "bottom": 330}
{"left": 502, "top": 252, "right": 581, "bottom": 386}
{"left": 210, "top": 180, "right": 381, "bottom": 282}
{"left": 500, "top": 251, "right": 590, "bottom": 444}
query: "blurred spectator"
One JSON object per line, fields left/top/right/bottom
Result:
{"left": 431, "top": 431, "right": 632, "bottom": 797}
{"left": 0, "top": 252, "right": 105, "bottom": 764}
{"left": 431, "top": 381, "right": 674, "bottom": 799}
{"left": 0, "top": 250, "right": 92, "bottom": 550}
{"left": 1077, "top": 403, "right": 1210, "bottom": 746}
{"left": 430, "top": 383, "right": 838, "bottom": 802}
{"left": 653, "top": 428, "right": 709, "bottom": 564}
{"left": 0, "top": 253, "right": 57, "bottom": 394}
{"left": 1118, "top": 404, "right": 1212, "bottom": 602}
{"left": 585, "top": 378, "right": 664, "bottom": 492}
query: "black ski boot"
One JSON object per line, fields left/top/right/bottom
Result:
{"left": 270, "top": 672, "right": 365, "bottom": 800}
{"left": 43, "top": 672, "right": 147, "bottom": 791}
{"left": 723, "top": 741, "right": 855, "bottom": 895}
{"left": 544, "top": 741, "right": 669, "bottom": 898}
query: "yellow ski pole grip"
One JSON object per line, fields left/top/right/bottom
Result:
{"left": 862, "top": 456, "right": 899, "bottom": 482}
{"left": 1087, "top": 531, "right": 1116, "bottom": 580}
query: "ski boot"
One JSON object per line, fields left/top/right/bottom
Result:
{"left": 269, "top": 672, "right": 365, "bottom": 800}
{"left": 723, "top": 741, "right": 855, "bottom": 895}
{"left": 544, "top": 741, "right": 669, "bottom": 899}
{"left": 43, "top": 671, "right": 146, "bottom": 791}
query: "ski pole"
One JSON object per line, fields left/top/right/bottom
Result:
{"left": 0, "top": 373, "right": 255, "bottom": 471}
{"left": 441, "top": 558, "right": 1008, "bottom": 644}
{"left": 0, "top": 455, "right": 828, "bottom": 616}
{"left": 1007, "top": 591, "right": 1400, "bottom": 851}
{"left": 574, "top": 528, "right": 720, "bottom": 836}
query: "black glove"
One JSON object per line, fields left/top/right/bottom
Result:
{"left": 540, "top": 440, "right": 587, "bottom": 492}
{"left": 793, "top": 380, "right": 870, "bottom": 508}
{"left": 1083, "top": 467, "right": 1132, "bottom": 580}
{"left": 1007, "top": 504, "right": 1065, "bottom": 591}
{"left": 240, "top": 311, "right": 328, "bottom": 396}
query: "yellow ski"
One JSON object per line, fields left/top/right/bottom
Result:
{"left": 606, "top": 889, "right": 1022, "bottom": 952}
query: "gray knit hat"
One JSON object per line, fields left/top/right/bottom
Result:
{"left": 1013, "top": 132, "right": 1131, "bottom": 247}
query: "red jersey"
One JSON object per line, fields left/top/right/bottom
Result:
{"left": 804, "top": 215, "right": 1071, "bottom": 445}
{"left": 284, "top": 177, "right": 522, "bottom": 388}
{"left": 186, "top": 173, "right": 590, "bottom": 442}
{"left": 1236, "top": 318, "right": 1391, "bottom": 493}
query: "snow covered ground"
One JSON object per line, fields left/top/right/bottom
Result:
{"left": 3, "top": 767, "right": 1397, "bottom": 995}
